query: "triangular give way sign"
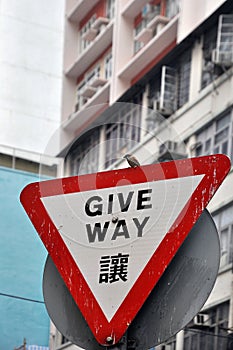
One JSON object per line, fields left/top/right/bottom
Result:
{"left": 20, "top": 154, "right": 230, "bottom": 346}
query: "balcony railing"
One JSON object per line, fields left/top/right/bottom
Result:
{"left": 66, "top": 21, "right": 113, "bottom": 78}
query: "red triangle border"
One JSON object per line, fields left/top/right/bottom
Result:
{"left": 20, "top": 154, "right": 231, "bottom": 345}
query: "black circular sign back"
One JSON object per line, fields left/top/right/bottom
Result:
{"left": 43, "top": 209, "right": 220, "bottom": 349}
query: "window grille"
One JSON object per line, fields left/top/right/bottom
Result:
{"left": 69, "top": 129, "right": 100, "bottom": 175}
{"left": 183, "top": 302, "right": 229, "bottom": 350}
{"left": 160, "top": 66, "right": 177, "bottom": 114}
{"left": 212, "top": 14, "right": 233, "bottom": 66}
{"left": 79, "top": 15, "right": 97, "bottom": 53}
{"left": 105, "top": 103, "right": 142, "bottom": 168}
{"left": 213, "top": 203, "right": 233, "bottom": 267}
{"left": 195, "top": 111, "right": 233, "bottom": 162}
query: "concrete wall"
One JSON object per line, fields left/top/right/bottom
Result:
{"left": 0, "top": 167, "right": 50, "bottom": 349}
{"left": 0, "top": 0, "right": 65, "bottom": 156}
{"left": 178, "top": 0, "right": 226, "bottom": 43}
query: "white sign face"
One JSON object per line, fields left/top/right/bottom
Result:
{"left": 41, "top": 175, "right": 203, "bottom": 321}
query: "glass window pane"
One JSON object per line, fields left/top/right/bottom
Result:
{"left": 216, "top": 114, "right": 230, "bottom": 131}
{"left": 221, "top": 205, "right": 233, "bottom": 226}
{"left": 229, "top": 226, "right": 233, "bottom": 263}
{"left": 222, "top": 140, "right": 228, "bottom": 155}
{"left": 220, "top": 228, "right": 228, "bottom": 255}
{"left": 231, "top": 137, "right": 233, "bottom": 161}
{"left": 205, "top": 139, "right": 211, "bottom": 152}
{"left": 214, "top": 128, "right": 229, "bottom": 144}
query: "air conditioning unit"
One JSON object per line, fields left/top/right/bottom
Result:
{"left": 193, "top": 314, "right": 211, "bottom": 327}
{"left": 92, "top": 17, "right": 109, "bottom": 31}
{"left": 90, "top": 76, "right": 107, "bottom": 88}
{"left": 82, "top": 17, "right": 109, "bottom": 42}
{"left": 212, "top": 48, "right": 233, "bottom": 67}
{"left": 153, "top": 99, "right": 174, "bottom": 116}
{"left": 83, "top": 28, "right": 98, "bottom": 41}
{"left": 142, "top": 4, "right": 153, "bottom": 19}
{"left": 80, "top": 85, "right": 96, "bottom": 98}
{"left": 202, "top": 61, "right": 215, "bottom": 73}
{"left": 158, "top": 141, "right": 186, "bottom": 162}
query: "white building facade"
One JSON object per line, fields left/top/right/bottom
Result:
{"left": 54, "top": 0, "right": 233, "bottom": 349}
{"left": 0, "top": 0, "right": 65, "bottom": 175}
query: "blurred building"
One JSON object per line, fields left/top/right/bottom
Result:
{"left": 0, "top": 167, "right": 50, "bottom": 349}
{"left": 55, "top": 0, "right": 233, "bottom": 349}
{"left": 0, "top": 0, "right": 65, "bottom": 349}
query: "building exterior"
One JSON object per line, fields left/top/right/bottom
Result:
{"left": 0, "top": 0, "right": 65, "bottom": 157}
{"left": 0, "top": 167, "right": 49, "bottom": 349}
{"left": 0, "top": 0, "right": 65, "bottom": 348}
{"left": 54, "top": 0, "right": 233, "bottom": 349}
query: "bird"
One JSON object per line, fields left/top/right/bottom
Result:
{"left": 123, "top": 154, "right": 141, "bottom": 168}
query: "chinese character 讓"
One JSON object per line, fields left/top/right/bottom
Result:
{"left": 99, "top": 253, "right": 130, "bottom": 284}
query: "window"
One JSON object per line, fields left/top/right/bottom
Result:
{"left": 184, "top": 302, "right": 229, "bottom": 350}
{"left": 148, "top": 67, "right": 176, "bottom": 118}
{"left": 165, "top": 0, "right": 180, "bottom": 19}
{"left": 85, "top": 65, "right": 101, "bottom": 89}
{"left": 147, "top": 49, "right": 191, "bottom": 119}
{"left": 68, "top": 97, "right": 143, "bottom": 173}
{"left": 68, "top": 128, "right": 100, "bottom": 175}
{"left": 106, "top": 0, "right": 115, "bottom": 20}
{"left": 105, "top": 102, "right": 142, "bottom": 168}
{"left": 147, "top": 73, "right": 164, "bottom": 131}
{"left": 195, "top": 110, "right": 233, "bottom": 162}
{"left": 164, "top": 335, "right": 176, "bottom": 349}
{"left": 177, "top": 50, "right": 191, "bottom": 108}
{"left": 140, "top": 3, "right": 161, "bottom": 23}
{"left": 213, "top": 203, "right": 233, "bottom": 268}
{"left": 76, "top": 63, "right": 108, "bottom": 111}
{"left": 160, "top": 66, "right": 177, "bottom": 114}
{"left": 133, "top": 3, "right": 162, "bottom": 53}
{"left": 201, "top": 26, "right": 222, "bottom": 89}
{"left": 134, "top": 20, "right": 147, "bottom": 53}
{"left": 79, "top": 15, "right": 97, "bottom": 53}
{"left": 214, "top": 14, "right": 233, "bottom": 65}
{"left": 105, "top": 52, "right": 112, "bottom": 79}
{"left": 76, "top": 81, "right": 88, "bottom": 111}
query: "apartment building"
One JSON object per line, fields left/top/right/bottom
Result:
{"left": 54, "top": 0, "right": 233, "bottom": 349}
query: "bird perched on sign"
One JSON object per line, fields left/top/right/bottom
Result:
{"left": 123, "top": 154, "right": 140, "bottom": 168}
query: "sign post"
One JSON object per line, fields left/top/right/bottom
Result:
{"left": 20, "top": 154, "right": 230, "bottom": 347}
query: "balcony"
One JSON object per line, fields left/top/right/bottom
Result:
{"left": 80, "top": 85, "right": 97, "bottom": 98}
{"left": 82, "top": 17, "right": 110, "bottom": 41}
{"left": 90, "top": 76, "right": 107, "bottom": 88}
{"left": 63, "top": 82, "right": 110, "bottom": 132}
{"left": 65, "top": 21, "right": 113, "bottom": 78}
{"left": 118, "top": 15, "right": 178, "bottom": 82}
{"left": 67, "top": 0, "right": 99, "bottom": 23}
{"left": 82, "top": 28, "right": 98, "bottom": 42}
{"left": 121, "top": 0, "right": 148, "bottom": 18}
{"left": 135, "top": 15, "right": 169, "bottom": 44}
